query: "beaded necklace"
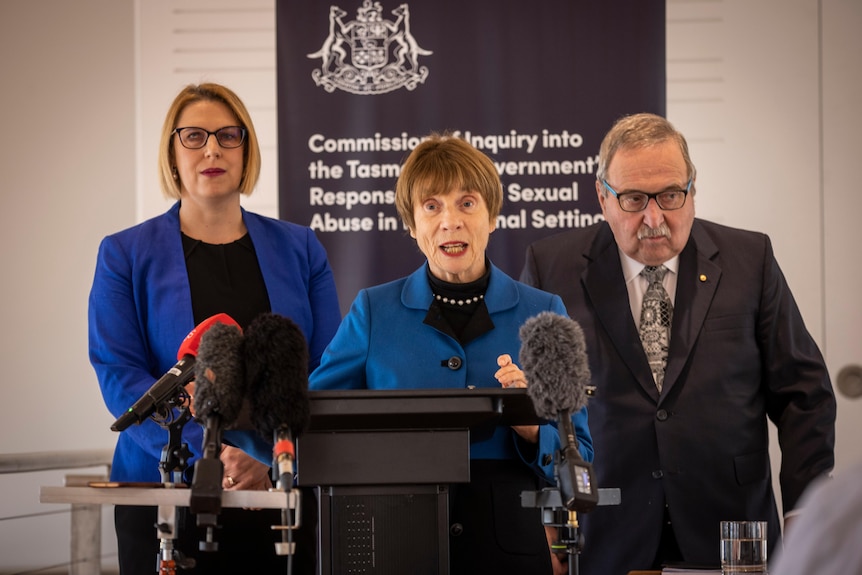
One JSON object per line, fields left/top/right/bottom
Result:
{"left": 432, "top": 293, "right": 485, "bottom": 307}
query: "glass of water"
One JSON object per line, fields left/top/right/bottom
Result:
{"left": 720, "top": 520, "right": 768, "bottom": 573}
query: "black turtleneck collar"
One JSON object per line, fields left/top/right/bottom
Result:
{"left": 423, "top": 260, "right": 494, "bottom": 344}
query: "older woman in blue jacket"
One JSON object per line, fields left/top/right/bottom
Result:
{"left": 309, "top": 133, "right": 593, "bottom": 575}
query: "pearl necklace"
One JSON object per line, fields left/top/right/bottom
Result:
{"left": 433, "top": 293, "right": 484, "bottom": 307}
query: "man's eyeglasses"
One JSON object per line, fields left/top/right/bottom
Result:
{"left": 172, "top": 126, "right": 247, "bottom": 149}
{"left": 602, "top": 178, "right": 692, "bottom": 212}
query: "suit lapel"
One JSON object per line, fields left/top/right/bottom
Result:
{"left": 154, "top": 202, "right": 196, "bottom": 337}
{"left": 661, "top": 221, "right": 721, "bottom": 397}
{"left": 582, "top": 225, "right": 659, "bottom": 397}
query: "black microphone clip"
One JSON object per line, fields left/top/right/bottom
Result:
{"left": 111, "top": 356, "right": 196, "bottom": 432}
{"left": 555, "top": 415, "right": 599, "bottom": 513}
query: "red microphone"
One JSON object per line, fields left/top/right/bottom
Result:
{"left": 111, "top": 313, "right": 240, "bottom": 432}
{"left": 176, "top": 313, "right": 239, "bottom": 359}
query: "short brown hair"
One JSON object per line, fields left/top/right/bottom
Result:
{"left": 157, "top": 83, "right": 261, "bottom": 200}
{"left": 596, "top": 113, "right": 697, "bottom": 191}
{"left": 395, "top": 133, "right": 503, "bottom": 232}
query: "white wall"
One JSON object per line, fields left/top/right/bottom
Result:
{"left": 0, "top": 0, "right": 134, "bottom": 571}
{"left": 136, "top": 0, "right": 279, "bottom": 221}
{"left": 0, "top": 0, "right": 859, "bottom": 572}
{"left": 820, "top": 0, "right": 862, "bottom": 487}
{"left": 666, "top": 0, "right": 862, "bottom": 514}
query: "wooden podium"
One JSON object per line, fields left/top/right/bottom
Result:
{"left": 297, "top": 388, "right": 542, "bottom": 575}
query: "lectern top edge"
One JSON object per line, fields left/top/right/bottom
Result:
{"left": 306, "top": 387, "right": 544, "bottom": 432}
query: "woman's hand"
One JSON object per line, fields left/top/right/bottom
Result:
{"left": 495, "top": 354, "right": 539, "bottom": 443}
{"left": 220, "top": 445, "right": 272, "bottom": 491}
{"left": 184, "top": 381, "right": 196, "bottom": 416}
{"left": 545, "top": 526, "right": 569, "bottom": 575}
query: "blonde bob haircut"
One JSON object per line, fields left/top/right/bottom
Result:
{"left": 157, "top": 83, "right": 261, "bottom": 200}
{"left": 395, "top": 133, "right": 503, "bottom": 232}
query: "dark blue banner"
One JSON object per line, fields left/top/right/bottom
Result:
{"left": 278, "top": 0, "right": 665, "bottom": 312}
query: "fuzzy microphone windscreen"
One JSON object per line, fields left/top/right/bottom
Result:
{"left": 193, "top": 321, "right": 246, "bottom": 425}
{"left": 519, "top": 311, "right": 591, "bottom": 420}
{"left": 244, "top": 312, "right": 311, "bottom": 440}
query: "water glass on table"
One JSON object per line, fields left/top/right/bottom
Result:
{"left": 720, "top": 520, "right": 768, "bottom": 574}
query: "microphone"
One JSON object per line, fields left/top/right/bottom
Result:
{"left": 189, "top": 320, "right": 246, "bottom": 550}
{"left": 245, "top": 312, "right": 310, "bottom": 486}
{"left": 244, "top": 312, "right": 310, "bottom": 556}
{"left": 519, "top": 311, "right": 598, "bottom": 512}
{"left": 110, "top": 313, "right": 241, "bottom": 432}
{"left": 193, "top": 321, "right": 247, "bottom": 425}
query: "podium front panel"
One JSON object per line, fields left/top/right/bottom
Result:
{"left": 297, "top": 429, "right": 469, "bottom": 486}
{"left": 318, "top": 484, "right": 448, "bottom": 575}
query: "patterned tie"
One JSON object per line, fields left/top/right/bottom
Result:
{"left": 639, "top": 265, "right": 673, "bottom": 392}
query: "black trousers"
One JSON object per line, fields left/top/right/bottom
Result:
{"left": 651, "top": 504, "right": 684, "bottom": 569}
{"left": 114, "top": 487, "right": 317, "bottom": 575}
{"left": 447, "top": 460, "right": 552, "bottom": 575}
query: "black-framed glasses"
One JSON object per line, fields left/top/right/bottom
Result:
{"left": 172, "top": 126, "right": 247, "bottom": 149}
{"left": 602, "top": 178, "right": 692, "bottom": 212}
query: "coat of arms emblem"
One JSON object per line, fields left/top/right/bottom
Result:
{"left": 307, "top": 1, "right": 433, "bottom": 95}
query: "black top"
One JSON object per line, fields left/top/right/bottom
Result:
{"left": 181, "top": 232, "right": 270, "bottom": 328}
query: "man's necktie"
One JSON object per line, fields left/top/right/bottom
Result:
{"left": 639, "top": 265, "right": 673, "bottom": 392}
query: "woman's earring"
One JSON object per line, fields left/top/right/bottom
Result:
{"left": 172, "top": 166, "right": 178, "bottom": 181}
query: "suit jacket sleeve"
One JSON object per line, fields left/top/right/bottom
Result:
{"left": 308, "top": 287, "right": 372, "bottom": 391}
{"left": 89, "top": 215, "right": 205, "bottom": 481}
{"left": 758, "top": 234, "right": 835, "bottom": 512}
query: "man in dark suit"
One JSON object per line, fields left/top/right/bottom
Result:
{"left": 520, "top": 113, "right": 836, "bottom": 574}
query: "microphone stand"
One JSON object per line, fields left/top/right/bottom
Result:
{"left": 547, "top": 507, "right": 584, "bottom": 575}
{"left": 189, "top": 415, "right": 225, "bottom": 553}
{"left": 523, "top": 423, "right": 609, "bottom": 575}
{"left": 528, "top": 486, "right": 586, "bottom": 575}
{"left": 524, "top": 483, "right": 622, "bottom": 575}
{"left": 154, "top": 398, "right": 195, "bottom": 575}
{"left": 270, "top": 430, "right": 300, "bottom": 575}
